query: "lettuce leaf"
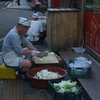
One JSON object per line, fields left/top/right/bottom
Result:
{"left": 53, "top": 80, "right": 79, "bottom": 93}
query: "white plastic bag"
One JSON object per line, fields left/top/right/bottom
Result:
{"left": 69, "top": 56, "right": 92, "bottom": 68}
{"left": 74, "top": 57, "right": 92, "bottom": 68}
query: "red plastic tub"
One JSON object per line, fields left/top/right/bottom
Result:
{"left": 27, "top": 67, "right": 67, "bottom": 89}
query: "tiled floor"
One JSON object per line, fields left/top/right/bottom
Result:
{"left": 0, "top": 78, "right": 23, "bottom": 100}
{"left": 0, "top": 78, "right": 53, "bottom": 100}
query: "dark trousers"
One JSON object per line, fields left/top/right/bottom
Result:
{"left": 17, "top": 0, "right": 20, "bottom": 5}
{"left": 35, "top": 4, "right": 44, "bottom": 15}
{"left": 38, "top": 30, "right": 47, "bottom": 44}
{"left": 30, "top": 30, "right": 47, "bottom": 45}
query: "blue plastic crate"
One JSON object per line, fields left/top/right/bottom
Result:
{"left": 68, "top": 59, "right": 91, "bottom": 78}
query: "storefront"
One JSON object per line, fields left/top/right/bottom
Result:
{"left": 84, "top": 0, "right": 100, "bottom": 62}
{"left": 46, "top": 0, "right": 99, "bottom": 62}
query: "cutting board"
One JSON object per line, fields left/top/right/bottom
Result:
{"left": 34, "top": 55, "right": 59, "bottom": 64}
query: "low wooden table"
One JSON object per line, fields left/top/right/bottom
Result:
{"left": 31, "top": 56, "right": 65, "bottom": 69}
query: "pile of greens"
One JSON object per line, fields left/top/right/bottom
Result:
{"left": 33, "top": 69, "right": 62, "bottom": 79}
{"left": 53, "top": 80, "right": 80, "bottom": 93}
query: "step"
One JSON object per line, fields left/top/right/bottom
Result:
{"left": 58, "top": 51, "right": 100, "bottom": 100}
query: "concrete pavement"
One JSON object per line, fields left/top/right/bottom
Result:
{"left": 7, "top": 0, "right": 47, "bottom": 10}
{"left": 0, "top": 1, "right": 47, "bottom": 52}
{"left": 7, "top": 0, "right": 32, "bottom": 9}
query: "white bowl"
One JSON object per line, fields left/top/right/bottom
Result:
{"left": 72, "top": 47, "right": 86, "bottom": 53}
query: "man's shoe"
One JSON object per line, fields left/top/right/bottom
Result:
{"left": 18, "top": 71, "right": 30, "bottom": 81}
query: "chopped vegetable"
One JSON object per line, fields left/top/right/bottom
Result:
{"left": 33, "top": 69, "right": 62, "bottom": 79}
{"left": 48, "top": 52, "right": 55, "bottom": 56}
{"left": 53, "top": 80, "right": 80, "bottom": 93}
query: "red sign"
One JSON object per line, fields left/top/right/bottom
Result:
{"left": 84, "top": 12, "right": 100, "bottom": 55}
{"left": 54, "top": 0, "right": 60, "bottom": 8}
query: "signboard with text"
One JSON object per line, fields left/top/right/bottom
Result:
{"left": 84, "top": 12, "right": 100, "bottom": 55}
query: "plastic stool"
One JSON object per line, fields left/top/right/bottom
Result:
{"left": 0, "top": 63, "right": 17, "bottom": 79}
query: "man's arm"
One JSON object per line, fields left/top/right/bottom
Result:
{"left": 28, "top": 44, "right": 38, "bottom": 51}
{"left": 22, "top": 44, "right": 39, "bottom": 55}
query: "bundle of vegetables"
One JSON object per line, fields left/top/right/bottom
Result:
{"left": 33, "top": 69, "right": 62, "bottom": 79}
{"left": 48, "top": 52, "right": 55, "bottom": 56}
{"left": 36, "top": 51, "right": 55, "bottom": 58}
{"left": 53, "top": 80, "right": 80, "bottom": 93}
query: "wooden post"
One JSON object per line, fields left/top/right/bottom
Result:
{"left": 47, "top": 8, "right": 83, "bottom": 51}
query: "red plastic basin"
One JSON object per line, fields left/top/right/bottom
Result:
{"left": 27, "top": 67, "right": 67, "bottom": 89}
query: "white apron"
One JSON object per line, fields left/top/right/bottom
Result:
{"left": 3, "top": 51, "right": 23, "bottom": 67}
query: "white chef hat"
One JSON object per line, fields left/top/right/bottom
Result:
{"left": 18, "top": 17, "right": 31, "bottom": 27}
{"left": 32, "top": 13, "right": 38, "bottom": 19}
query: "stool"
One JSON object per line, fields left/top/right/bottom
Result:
{"left": 31, "top": 56, "right": 65, "bottom": 69}
{"left": 0, "top": 63, "right": 17, "bottom": 79}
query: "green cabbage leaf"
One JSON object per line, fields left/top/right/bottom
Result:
{"left": 53, "top": 80, "right": 79, "bottom": 93}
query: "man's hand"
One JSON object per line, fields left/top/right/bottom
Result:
{"left": 23, "top": 48, "right": 31, "bottom": 55}
{"left": 31, "top": 50, "right": 40, "bottom": 56}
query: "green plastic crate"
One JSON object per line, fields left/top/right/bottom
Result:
{"left": 68, "top": 59, "right": 91, "bottom": 78}
{"left": 48, "top": 79, "right": 82, "bottom": 100}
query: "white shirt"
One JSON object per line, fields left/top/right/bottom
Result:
{"left": 27, "top": 20, "right": 43, "bottom": 41}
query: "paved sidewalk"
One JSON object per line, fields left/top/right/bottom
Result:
{"left": 7, "top": 0, "right": 32, "bottom": 9}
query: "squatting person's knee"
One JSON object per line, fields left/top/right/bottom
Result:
{"left": 21, "top": 60, "right": 32, "bottom": 71}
